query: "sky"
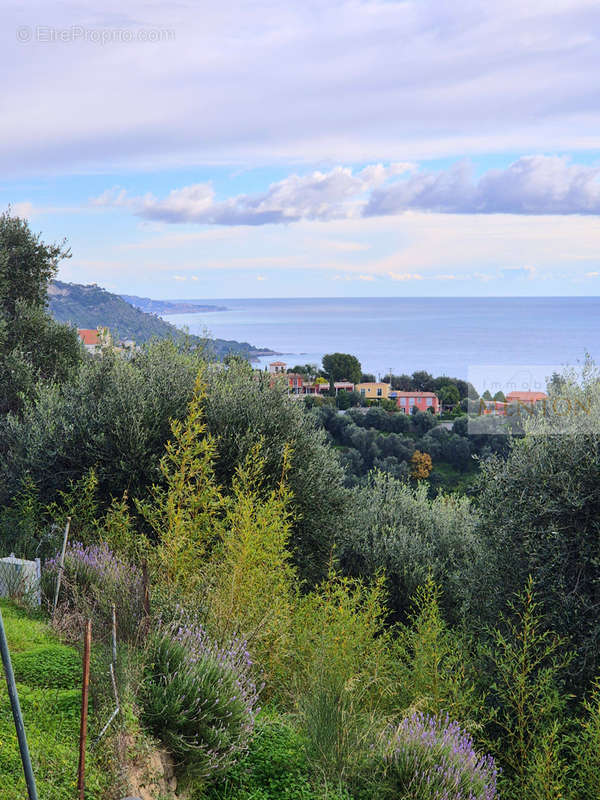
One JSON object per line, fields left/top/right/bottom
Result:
{"left": 2, "top": 0, "right": 600, "bottom": 298}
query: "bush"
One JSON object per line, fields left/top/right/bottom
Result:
{"left": 203, "top": 360, "right": 350, "bottom": 584}
{"left": 44, "top": 541, "right": 144, "bottom": 641}
{"left": 362, "top": 712, "right": 497, "bottom": 800}
{"left": 11, "top": 644, "right": 80, "bottom": 689}
{"left": 339, "top": 473, "right": 484, "bottom": 624}
{"left": 139, "top": 619, "right": 260, "bottom": 779}
{"left": 203, "top": 714, "right": 315, "bottom": 800}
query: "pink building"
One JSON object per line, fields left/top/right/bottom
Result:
{"left": 393, "top": 391, "right": 440, "bottom": 414}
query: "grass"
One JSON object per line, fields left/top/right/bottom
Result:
{"left": 0, "top": 600, "right": 111, "bottom": 800}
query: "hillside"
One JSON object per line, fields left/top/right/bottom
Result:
{"left": 48, "top": 281, "right": 275, "bottom": 360}
{"left": 120, "top": 294, "right": 227, "bottom": 315}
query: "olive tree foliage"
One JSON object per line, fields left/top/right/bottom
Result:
{"left": 337, "top": 470, "right": 484, "bottom": 624}
{"left": 0, "top": 340, "right": 200, "bottom": 505}
{"left": 476, "top": 359, "right": 600, "bottom": 689}
{"left": 202, "top": 360, "right": 350, "bottom": 583}
{"left": 0, "top": 211, "right": 80, "bottom": 414}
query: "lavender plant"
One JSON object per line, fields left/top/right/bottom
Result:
{"left": 44, "top": 541, "right": 144, "bottom": 640}
{"left": 374, "top": 712, "right": 498, "bottom": 800}
{"left": 140, "top": 618, "right": 261, "bottom": 779}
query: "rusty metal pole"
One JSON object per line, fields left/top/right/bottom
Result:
{"left": 77, "top": 619, "right": 92, "bottom": 800}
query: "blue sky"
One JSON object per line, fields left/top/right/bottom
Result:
{"left": 2, "top": 0, "right": 600, "bottom": 298}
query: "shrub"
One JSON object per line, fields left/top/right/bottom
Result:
{"left": 203, "top": 714, "right": 315, "bottom": 800}
{"left": 139, "top": 619, "right": 260, "bottom": 779}
{"left": 339, "top": 473, "right": 484, "bottom": 624}
{"left": 365, "top": 712, "right": 498, "bottom": 800}
{"left": 480, "top": 578, "right": 571, "bottom": 799}
{"left": 44, "top": 541, "right": 144, "bottom": 641}
{"left": 11, "top": 644, "right": 80, "bottom": 689}
{"left": 393, "top": 575, "right": 482, "bottom": 725}
{"left": 136, "top": 372, "right": 224, "bottom": 597}
{"left": 207, "top": 443, "right": 297, "bottom": 697}
{"left": 203, "top": 360, "right": 350, "bottom": 584}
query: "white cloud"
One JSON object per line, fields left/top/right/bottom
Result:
{"left": 93, "top": 156, "right": 600, "bottom": 227}
{"left": 388, "top": 272, "right": 424, "bottom": 281}
{"left": 2, "top": 1, "right": 600, "bottom": 173}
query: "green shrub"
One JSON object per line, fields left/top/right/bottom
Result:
{"left": 139, "top": 621, "right": 260, "bottom": 779}
{"left": 11, "top": 644, "right": 80, "bottom": 689}
{"left": 357, "top": 712, "right": 497, "bottom": 800}
{"left": 203, "top": 714, "right": 315, "bottom": 800}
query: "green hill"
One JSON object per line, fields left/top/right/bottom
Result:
{"left": 48, "top": 281, "right": 275, "bottom": 360}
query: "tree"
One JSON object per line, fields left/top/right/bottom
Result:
{"left": 203, "top": 360, "right": 350, "bottom": 584}
{"left": 411, "top": 450, "right": 433, "bottom": 479}
{"left": 338, "top": 473, "right": 483, "bottom": 623}
{"left": 0, "top": 211, "right": 80, "bottom": 414}
{"left": 412, "top": 370, "right": 435, "bottom": 392}
{"left": 0, "top": 339, "right": 201, "bottom": 505}
{"left": 361, "top": 372, "right": 376, "bottom": 383}
{"left": 438, "top": 384, "right": 460, "bottom": 407}
{"left": 322, "top": 353, "right": 362, "bottom": 385}
{"left": 476, "top": 365, "right": 600, "bottom": 690}
{"left": 482, "top": 389, "right": 493, "bottom": 401}
{"left": 493, "top": 390, "right": 506, "bottom": 402}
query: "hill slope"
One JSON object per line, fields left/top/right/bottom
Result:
{"left": 48, "top": 281, "right": 274, "bottom": 360}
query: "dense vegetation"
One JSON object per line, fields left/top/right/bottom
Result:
{"left": 49, "top": 278, "right": 274, "bottom": 358}
{"left": 3, "top": 213, "right": 600, "bottom": 800}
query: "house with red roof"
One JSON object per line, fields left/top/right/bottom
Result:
{"left": 77, "top": 326, "right": 111, "bottom": 354}
{"left": 392, "top": 390, "right": 440, "bottom": 414}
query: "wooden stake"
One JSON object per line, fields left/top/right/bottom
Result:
{"left": 52, "top": 516, "right": 71, "bottom": 618}
{"left": 77, "top": 619, "right": 91, "bottom": 800}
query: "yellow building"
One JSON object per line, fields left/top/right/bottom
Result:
{"left": 356, "top": 382, "right": 390, "bottom": 400}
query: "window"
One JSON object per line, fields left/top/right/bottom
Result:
{"left": 426, "top": 397, "right": 433, "bottom": 406}
{"left": 409, "top": 397, "right": 415, "bottom": 405}
{"left": 360, "top": 388, "right": 366, "bottom": 396}
{"left": 377, "top": 388, "right": 382, "bottom": 397}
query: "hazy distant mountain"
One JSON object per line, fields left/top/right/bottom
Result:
{"left": 48, "top": 281, "right": 274, "bottom": 360}
{"left": 120, "top": 294, "right": 227, "bottom": 315}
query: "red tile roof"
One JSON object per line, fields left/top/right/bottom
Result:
{"left": 506, "top": 391, "right": 547, "bottom": 402}
{"left": 394, "top": 391, "right": 438, "bottom": 397}
{"left": 78, "top": 329, "right": 99, "bottom": 346}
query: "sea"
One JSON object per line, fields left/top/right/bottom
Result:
{"left": 163, "top": 297, "right": 600, "bottom": 395}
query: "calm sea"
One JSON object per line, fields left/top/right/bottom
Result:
{"left": 163, "top": 297, "right": 600, "bottom": 393}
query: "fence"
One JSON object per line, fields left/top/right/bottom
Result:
{"left": 0, "top": 554, "right": 42, "bottom": 607}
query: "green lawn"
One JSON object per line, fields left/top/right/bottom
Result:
{"left": 0, "top": 601, "right": 110, "bottom": 800}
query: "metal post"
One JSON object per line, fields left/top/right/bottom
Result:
{"left": 52, "top": 516, "right": 71, "bottom": 618}
{"left": 77, "top": 619, "right": 92, "bottom": 800}
{"left": 111, "top": 603, "right": 117, "bottom": 672}
{"left": 0, "top": 608, "right": 39, "bottom": 800}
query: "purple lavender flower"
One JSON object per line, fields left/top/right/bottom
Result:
{"left": 381, "top": 712, "right": 498, "bottom": 800}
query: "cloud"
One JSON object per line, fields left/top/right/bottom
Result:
{"left": 585, "top": 271, "right": 600, "bottom": 277}
{"left": 501, "top": 265, "right": 538, "bottom": 280}
{"left": 365, "top": 157, "right": 600, "bottom": 216}
{"left": 93, "top": 163, "right": 412, "bottom": 225}
{"left": 3, "top": 1, "right": 600, "bottom": 174}
{"left": 388, "top": 272, "right": 424, "bottom": 281}
{"left": 94, "top": 156, "right": 600, "bottom": 227}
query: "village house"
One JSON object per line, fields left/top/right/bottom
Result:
{"left": 391, "top": 390, "right": 440, "bottom": 414}
{"left": 77, "top": 326, "right": 111, "bottom": 354}
{"left": 356, "top": 381, "right": 391, "bottom": 400}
